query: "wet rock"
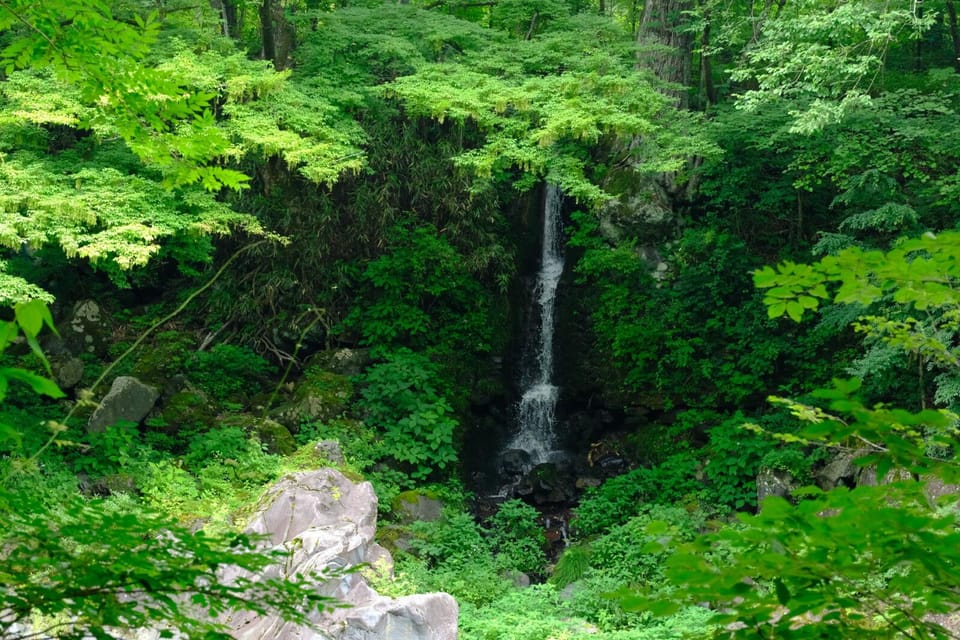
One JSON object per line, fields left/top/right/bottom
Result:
{"left": 500, "top": 449, "right": 532, "bottom": 476}
{"left": 517, "top": 462, "right": 578, "bottom": 505}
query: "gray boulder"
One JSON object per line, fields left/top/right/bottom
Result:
{"left": 62, "top": 299, "right": 112, "bottom": 356}
{"left": 88, "top": 376, "right": 159, "bottom": 433}
{"left": 757, "top": 467, "right": 799, "bottom": 504}
{"left": 53, "top": 356, "right": 85, "bottom": 389}
{"left": 224, "top": 469, "right": 458, "bottom": 640}
{"left": 815, "top": 452, "right": 859, "bottom": 491}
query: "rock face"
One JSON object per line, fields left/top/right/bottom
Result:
{"left": 224, "top": 469, "right": 458, "bottom": 640}
{"left": 757, "top": 467, "right": 799, "bottom": 504}
{"left": 87, "top": 376, "right": 160, "bottom": 433}
{"left": 63, "top": 299, "right": 112, "bottom": 356}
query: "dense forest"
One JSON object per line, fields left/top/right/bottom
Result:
{"left": 3, "top": 0, "right": 960, "bottom": 638}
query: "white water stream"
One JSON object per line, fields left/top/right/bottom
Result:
{"left": 507, "top": 185, "right": 564, "bottom": 464}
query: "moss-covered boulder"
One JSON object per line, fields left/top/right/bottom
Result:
{"left": 160, "top": 390, "right": 217, "bottom": 432}
{"left": 391, "top": 489, "right": 444, "bottom": 524}
{"left": 222, "top": 414, "right": 297, "bottom": 456}
{"left": 131, "top": 330, "right": 196, "bottom": 385}
{"left": 271, "top": 369, "right": 353, "bottom": 431}
{"left": 303, "top": 348, "right": 371, "bottom": 377}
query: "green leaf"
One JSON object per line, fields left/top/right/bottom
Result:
{"left": 786, "top": 300, "right": 804, "bottom": 322}
{"left": 775, "top": 578, "right": 791, "bottom": 605}
{"left": 14, "top": 299, "right": 55, "bottom": 338}
{"left": 0, "top": 367, "right": 65, "bottom": 398}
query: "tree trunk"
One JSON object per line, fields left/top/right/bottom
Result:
{"left": 210, "top": 0, "right": 240, "bottom": 38}
{"left": 636, "top": 0, "right": 694, "bottom": 108}
{"left": 259, "top": 0, "right": 276, "bottom": 66}
{"left": 947, "top": 0, "right": 960, "bottom": 73}
{"left": 259, "top": 0, "right": 295, "bottom": 70}
{"left": 699, "top": 16, "right": 716, "bottom": 108}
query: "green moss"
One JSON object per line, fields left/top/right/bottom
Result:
{"left": 131, "top": 330, "right": 195, "bottom": 384}
{"left": 161, "top": 391, "right": 216, "bottom": 430}
{"left": 251, "top": 419, "right": 296, "bottom": 456}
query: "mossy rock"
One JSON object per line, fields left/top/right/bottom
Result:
{"left": 391, "top": 489, "right": 444, "bottom": 524}
{"left": 304, "top": 348, "right": 371, "bottom": 377}
{"left": 271, "top": 370, "right": 353, "bottom": 430}
{"left": 377, "top": 523, "right": 415, "bottom": 554}
{"left": 222, "top": 414, "right": 296, "bottom": 456}
{"left": 131, "top": 330, "right": 195, "bottom": 385}
{"left": 160, "top": 391, "right": 217, "bottom": 431}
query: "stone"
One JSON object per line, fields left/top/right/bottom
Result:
{"left": 53, "top": 356, "right": 84, "bottom": 389}
{"left": 272, "top": 370, "right": 353, "bottom": 431}
{"left": 392, "top": 490, "right": 443, "bottom": 524}
{"left": 500, "top": 448, "right": 531, "bottom": 476}
{"left": 924, "top": 475, "right": 960, "bottom": 506}
{"left": 314, "top": 440, "right": 345, "bottom": 465}
{"left": 517, "top": 462, "right": 578, "bottom": 505}
{"left": 856, "top": 465, "right": 913, "bottom": 487}
{"left": 757, "top": 467, "right": 799, "bottom": 504}
{"left": 61, "top": 299, "right": 112, "bottom": 356}
{"left": 88, "top": 376, "right": 160, "bottom": 433}
{"left": 304, "top": 348, "right": 372, "bottom": 377}
{"left": 220, "top": 469, "right": 458, "bottom": 640}
{"left": 814, "top": 452, "right": 859, "bottom": 491}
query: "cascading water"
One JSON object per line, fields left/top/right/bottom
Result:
{"left": 507, "top": 184, "right": 564, "bottom": 464}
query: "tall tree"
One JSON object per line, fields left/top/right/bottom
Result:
{"left": 636, "top": 0, "right": 694, "bottom": 108}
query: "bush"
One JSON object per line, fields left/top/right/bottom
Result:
{"left": 187, "top": 344, "right": 275, "bottom": 403}
{"left": 486, "top": 499, "right": 546, "bottom": 575}
{"left": 355, "top": 349, "right": 458, "bottom": 479}
{"left": 574, "top": 454, "right": 702, "bottom": 537}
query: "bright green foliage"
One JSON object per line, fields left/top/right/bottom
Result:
{"left": 0, "top": 0, "right": 248, "bottom": 190}
{"left": 356, "top": 349, "right": 459, "bottom": 480}
{"left": 757, "top": 230, "right": 960, "bottom": 318}
{"left": 730, "top": 0, "right": 932, "bottom": 132}
{"left": 632, "top": 244, "right": 960, "bottom": 637}
{"left": 0, "top": 492, "right": 337, "bottom": 640}
{"left": 486, "top": 498, "right": 547, "bottom": 575}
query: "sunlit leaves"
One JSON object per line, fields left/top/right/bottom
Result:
{"left": 755, "top": 230, "right": 960, "bottom": 322}
{"left": 732, "top": 0, "right": 933, "bottom": 132}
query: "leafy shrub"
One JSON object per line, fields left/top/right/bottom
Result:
{"left": 70, "top": 420, "right": 153, "bottom": 479}
{"left": 574, "top": 453, "right": 702, "bottom": 537}
{"left": 588, "top": 505, "right": 707, "bottom": 585}
{"left": 355, "top": 349, "right": 458, "bottom": 479}
{"left": 703, "top": 414, "right": 778, "bottom": 510}
{"left": 486, "top": 499, "right": 546, "bottom": 575}
{"left": 182, "top": 426, "right": 250, "bottom": 471}
{"left": 409, "top": 512, "right": 490, "bottom": 567}
{"left": 550, "top": 544, "right": 591, "bottom": 588}
{"left": 140, "top": 459, "right": 201, "bottom": 514}
{"left": 187, "top": 344, "right": 275, "bottom": 402}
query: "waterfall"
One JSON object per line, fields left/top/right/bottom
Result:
{"left": 508, "top": 184, "right": 564, "bottom": 464}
